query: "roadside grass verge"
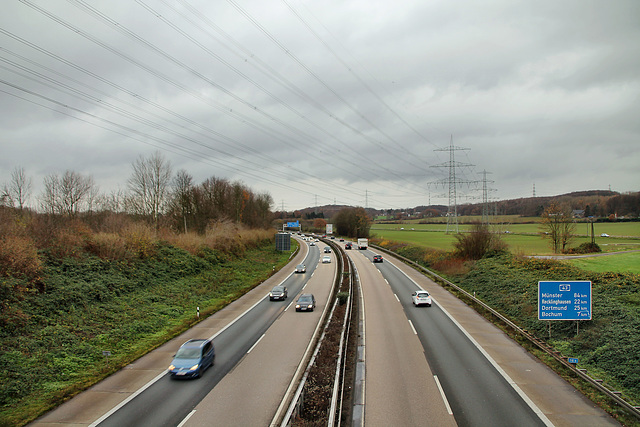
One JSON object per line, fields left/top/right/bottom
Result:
{"left": 0, "top": 241, "right": 294, "bottom": 427}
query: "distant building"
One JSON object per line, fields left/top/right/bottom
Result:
{"left": 572, "top": 209, "right": 585, "bottom": 218}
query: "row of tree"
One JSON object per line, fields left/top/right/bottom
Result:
{"left": 1, "top": 152, "right": 274, "bottom": 231}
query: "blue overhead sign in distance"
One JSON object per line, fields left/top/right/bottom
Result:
{"left": 538, "top": 281, "right": 592, "bottom": 321}
{"left": 286, "top": 221, "right": 300, "bottom": 228}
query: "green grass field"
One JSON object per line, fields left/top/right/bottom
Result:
{"left": 371, "top": 218, "right": 640, "bottom": 256}
{"left": 565, "top": 252, "right": 640, "bottom": 274}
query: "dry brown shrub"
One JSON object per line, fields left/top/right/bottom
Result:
{"left": 0, "top": 235, "right": 42, "bottom": 281}
{"left": 100, "top": 212, "right": 135, "bottom": 233}
{"left": 237, "top": 227, "right": 273, "bottom": 248}
{"left": 85, "top": 232, "right": 131, "bottom": 260}
{"left": 120, "top": 222, "right": 157, "bottom": 258}
{"left": 432, "top": 257, "right": 470, "bottom": 276}
{"left": 204, "top": 220, "right": 246, "bottom": 256}
{"left": 48, "top": 220, "right": 92, "bottom": 259}
{"left": 161, "top": 231, "right": 205, "bottom": 255}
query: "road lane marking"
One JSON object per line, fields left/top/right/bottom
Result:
{"left": 408, "top": 319, "right": 418, "bottom": 335}
{"left": 177, "top": 410, "right": 196, "bottom": 427}
{"left": 88, "top": 370, "right": 167, "bottom": 427}
{"left": 434, "top": 375, "right": 454, "bottom": 415}
{"left": 247, "top": 334, "right": 265, "bottom": 353}
{"left": 394, "top": 293, "right": 400, "bottom": 302}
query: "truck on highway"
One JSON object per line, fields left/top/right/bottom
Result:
{"left": 357, "top": 238, "right": 368, "bottom": 250}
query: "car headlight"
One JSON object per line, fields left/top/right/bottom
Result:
{"left": 189, "top": 364, "right": 199, "bottom": 371}
{"left": 168, "top": 365, "right": 175, "bottom": 371}
{"left": 295, "top": 304, "right": 300, "bottom": 308}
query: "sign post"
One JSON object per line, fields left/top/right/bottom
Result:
{"left": 538, "top": 280, "right": 592, "bottom": 321}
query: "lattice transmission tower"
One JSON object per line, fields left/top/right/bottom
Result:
{"left": 430, "top": 136, "right": 475, "bottom": 233}
{"left": 479, "top": 170, "right": 496, "bottom": 225}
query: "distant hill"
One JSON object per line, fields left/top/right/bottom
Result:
{"left": 277, "top": 190, "right": 639, "bottom": 220}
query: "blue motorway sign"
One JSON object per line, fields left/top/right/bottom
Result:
{"left": 286, "top": 221, "right": 300, "bottom": 228}
{"left": 538, "top": 281, "right": 592, "bottom": 321}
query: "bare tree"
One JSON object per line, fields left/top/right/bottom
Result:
{"left": 171, "top": 169, "right": 194, "bottom": 233}
{"left": 1, "top": 166, "right": 32, "bottom": 209}
{"left": 40, "top": 170, "right": 95, "bottom": 216}
{"left": 127, "top": 151, "right": 172, "bottom": 227}
{"left": 540, "top": 203, "right": 576, "bottom": 253}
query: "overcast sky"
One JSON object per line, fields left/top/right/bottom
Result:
{"left": 1, "top": 0, "right": 638, "bottom": 212}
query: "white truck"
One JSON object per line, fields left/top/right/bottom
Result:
{"left": 357, "top": 238, "right": 368, "bottom": 250}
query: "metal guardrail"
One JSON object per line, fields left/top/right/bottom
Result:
{"left": 371, "top": 244, "right": 640, "bottom": 422}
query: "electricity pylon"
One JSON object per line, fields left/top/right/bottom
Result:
{"left": 430, "top": 136, "right": 475, "bottom": 233}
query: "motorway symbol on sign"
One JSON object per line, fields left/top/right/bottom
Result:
{"left": 538, "top": 281, "right": 592, "bottom": 321}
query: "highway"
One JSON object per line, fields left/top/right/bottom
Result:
{"left": 348, "top": 243, "right": 618, "bottom": 427}
{"left": 31, "top": 236, "right": 619, "bottom": 426}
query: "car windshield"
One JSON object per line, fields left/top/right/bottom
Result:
{"left": 272, "top": 286, "right": 284, "bottom": 292}
{"left": 298, "top": 296, "right": 312, "bottom": 303}
{"left": 297, "top": 265, "right": 304, "bottom": 269}
{"left": 175, "top": 347, "right": 201, "bottom": 359}
{"left": 417, "top": 292, "right": 429, "bottom": 298}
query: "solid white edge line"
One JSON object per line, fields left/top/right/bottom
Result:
{"left": 434, "top": 297, "right": 555, "bottom": 426}
{"left": 408, "top": 319, "right": 418, "bottom": 335}
{"left": 247, "top": 334, "right": 265, "bottom": 354}
{"left": 433, "top": 375, "right": 454, "bottom": 415}
{"left": 177, "top": 409, "right": 197, "bottom": 427}
{"left": 88, "top": 369, "right": 168, "bottom": 427}
{"left": 385, "top": 256, "right": 554, "bottom": 427}
{"left": 394, "top": 293, "right": 400, "bottom": 302}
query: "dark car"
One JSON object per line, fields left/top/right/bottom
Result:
{"left": 269, "top": 285, "right": 288, "bottom": 301}
{"left": 168, "top": 339, "right": 215, "bottom": 379}
{"left": 373, "top": 254, "right": 383, "bottom": 263}
{"left": 344, "top": 242, "right": 352, "bottom": 250}
{"left": 295, "top": 293, "right": 316, "bottom": 312}
{"left": 324, "top": 246, "right": 331, "bottom": 253}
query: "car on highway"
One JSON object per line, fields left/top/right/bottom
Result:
{"left": 168, "top": 339, "right": 215, "bottom": 379}
{"left": 295, "top": 264, "right": 306, "bottom": 273}
{"left": 322, "top": 255, "right": 331, "bottom": 263}
{"left": 411, "top": 290, "right": 432, "bottom": 307}
{"left": 269, "top": 285, "right": 288, "bottom": 301}
{"left": 373, "top": 254, "right": 383, "bottom": 263}
{"left": 324, "top": 246, "right": 331, "bottom": 253}
{"left": 295, "top": 293, "right": 316, "bottom": 312}
{"left": 344, "top": 242, "right": 352, "bottom": 250}
{"left": 310, "top": 241, "right": 315, "bottom": 246}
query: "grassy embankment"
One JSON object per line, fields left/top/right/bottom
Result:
{"left": 0, "top": 225, "right": 295, "bottom": 427}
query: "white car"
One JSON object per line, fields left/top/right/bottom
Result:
{"left": 600, "top": 233, "right": 609, "bottom": 237}
{"left": 295, "top": 264, "right": 306, "bottom": 273}
{"left": 322, "top": 255, "right": 331, "bottom": 263}
{"left": 310, "top": 242, "right": 316, "bottom": 246}
{"left": 411, "top": 290, "right": 432, "bottom": 307}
